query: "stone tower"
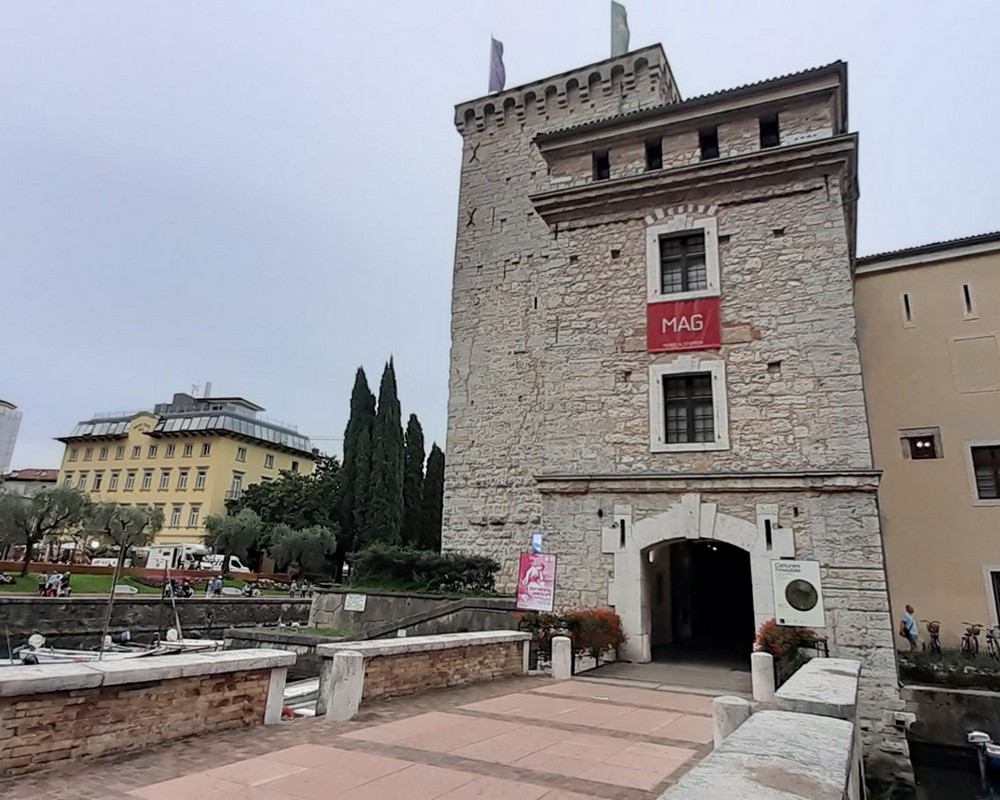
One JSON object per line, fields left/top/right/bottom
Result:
{"left": 444, "top": 47, "right": 908, "bottom": 778}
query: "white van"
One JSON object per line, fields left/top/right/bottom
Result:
{"left": 199, "top": 554, "right": 251, "bottom": 573}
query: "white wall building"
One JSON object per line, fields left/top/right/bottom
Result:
{"left": 0, "top": 399, "right": 22, "bottom": 474}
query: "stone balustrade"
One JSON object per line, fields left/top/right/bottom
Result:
{"left": 0, "top": 649, "right": 294, "bottom": 777}
{"left": 662, "top": 657, "right": 864, "bottom": 800}
{"left": 316, "top": 630, "right": 531, "bottom": 720}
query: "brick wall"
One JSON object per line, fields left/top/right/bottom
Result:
{"left": 0, "top": 668, "right": 269, "bottom": 777}
{"left": 361, "top": 641, "right": 522, "bottom": 702}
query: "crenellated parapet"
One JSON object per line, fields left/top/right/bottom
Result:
{"left": 454, "top": 44, "right": 681, "bottom": 135}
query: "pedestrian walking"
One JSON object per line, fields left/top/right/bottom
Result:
{"left": 301, "top": 579, "right": 311, "bottom": 598}
{"left": 60, "top": 571, "right": 71, "bottom": 597}
{"left": 213, "top": 576, "right": 223, "bottom": 596}
{"left": 205, "top": 578, "right": 214, "bottom": 599}
{"left": 289, "top": 579, "right": 298, "bottom": 598}
{"left": 37, "top": 572, "right": 47, "bottom": 596}
{"left": 899, "top": 604, "right": 919, "bottom": 651}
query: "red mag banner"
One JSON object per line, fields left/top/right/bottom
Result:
{"left": 646, "top": 296, "right": 721, "bottom": 352}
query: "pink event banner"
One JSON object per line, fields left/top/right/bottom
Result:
{"left": 516, "top": 552, "right": 557, "bottom": 612}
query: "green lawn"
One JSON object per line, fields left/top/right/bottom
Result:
{"left": 0, "top": 573, "right": 287, "bottom": 596}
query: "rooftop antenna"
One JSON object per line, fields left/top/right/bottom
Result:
{"left": 191, "top": 382, "right": 201, "bottom": 397}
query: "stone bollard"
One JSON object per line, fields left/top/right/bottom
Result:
{"left": 551, "top": 635, "right": 573, "bottom": 680}
{"left": 322, "top": 650, "right": 365, "bottom": 722}
{"left": 751, "top": 651, "right": 776, "bottom": 703}
{"left": 712, "top": 695, "right": 752, "bottom": 748}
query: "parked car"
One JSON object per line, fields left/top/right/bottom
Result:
{"left": 198, "top": 554, "right": 251, "bottom": 573}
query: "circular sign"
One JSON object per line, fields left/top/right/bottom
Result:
{"left": 785, "top": 579, "right": 819, "bottom": 612}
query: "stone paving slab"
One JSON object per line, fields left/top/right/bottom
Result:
{"left": 0, "top": 675, "right": 717, "bottom": 799}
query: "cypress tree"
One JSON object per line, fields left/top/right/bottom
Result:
{"left": 353, "top": 428, "right": 373, "bottom": 549}
{"left": 419, "top": 443, "right": 445, "bottom": 552}
{"left": 402, "top": 414, "right": 426, "bottom": 547}
{"left": 367, "top": 359, "right": 404, "bottom": 546}
{"left": 340, "top": 368, "right": 376, "bottom": 549}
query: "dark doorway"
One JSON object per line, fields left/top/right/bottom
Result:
{"left": 648, "top": 539, "right": 755, "bottom": 668}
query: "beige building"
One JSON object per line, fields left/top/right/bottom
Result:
{"left": 443, "top": 46, "right": 907, "bottom": 775}
{"left": 56, "top": 392, "right": 315, "bottom": 544}
{"left": 856, "top": 232, "right": 1000, "bottom": 645}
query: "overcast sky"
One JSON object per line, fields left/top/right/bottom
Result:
{"left": 3, "top": 1, "right": 998, "bottom": 470}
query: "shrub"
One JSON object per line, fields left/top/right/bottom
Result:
{"left": 898, "top": 648, "right": 1000, "bottom": 691}
{"left": 517, "top": 607, "right": 625, "bottom": 664}
{"left": 348, "top": 545, "right": 499, "bottom": 594}
{"left": 755, "top": 617, "right": 817, "bottom": 685}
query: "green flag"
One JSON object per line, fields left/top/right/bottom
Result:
{"left": 611, "top": 1, "right": 630, "bottom": 57}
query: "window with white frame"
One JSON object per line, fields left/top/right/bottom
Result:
{"left": 159, "top": 469, "right": 171, "bottom": 490}
{"left": 195, "top": 469, "right": 207, "bottom": 490}
{"left": 63, "top": 472, "right": 73, "bottom": 487}
{"left": 165, "top": 443, "right": 175, "bottom": 457}
{"left": 98, "top": 446, "right": 108, "bottom": 461}
{"left": 649, "top": 358, "right": 729, "bottom": 452}
{"left": 115, "top": 445, "right": 125, "bottom": 460}
{"left": 201, "top": 442, "right": 211, "bottom": 456}
{"left": 77, "top": 472, "right": 87, "bottom": 489}
{"left": 92, "top": 471, "right": 103, "bottom": 491}
{"left": 264, "top": 453, "right": 274, "bottom": 469}
{"left": 131, "top": 445, "right": 141, "bottom": 459}
{"left": 177, "top": 469, "right": 189, "bottom": 490}
{"left": 141, "top": 470, "right": 152, "bottom": 491}
{"left": 124, "top": 470, "right": 136, "bottom": 491}
{"left": 188, "top": 505, "right": 201, "bottom": 527}
{"left": 108, "top": 471, "right": 120, "bottom": 491}
{"left": 645, "top": 215, "right": 720, "bottom": 303}
{"left": 170, "top": 505, "right": 182, "bottom": 527}
{"left": 236, "top": 446, "right": 247, "bottom": 462}
{"left": 183, "top": 443, "right": 193, "bottom": 457}
{"left": 148, "top": 444, "right": 157, "bottom": 458}
{"left": 69, "top": 448, "right": 78, "bottom": 462}
{"left": 972, "top": 445, "right": 1000, "bottom": 500}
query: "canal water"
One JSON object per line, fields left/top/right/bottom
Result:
{"left": 912, "top": 743, "right": 1000, "bottom": 799}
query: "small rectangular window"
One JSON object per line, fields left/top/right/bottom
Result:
{"left": 115, "top": 445, "right": 125, "bottom": 460}
{"left": 973, "top": 446, "right": 1000, "bottom": 499}
{"left": 92, "top": 472, "right": 103, "bottom": 491}
{"left": 63, "top": 473, "right": 72, "bottom": 487}
{"left": 907, "top": 436, "right": 938, "bottom": 459}
{"left": 645, "top": 139, "right": 663, "bottom": 170}
{"left": 291, "top": 460, "right": 300, "bottom": 473}
{"left": 195, "top": 469, "right": 207, "bottom": 490}
{"left": 664, "top": 373, "right": 716, "bottom": 444}
{"left": 159, "top": 469, "right": 171, "bottom": 490}
{"left": 264, "top": 454, "right": 274, "bottom": 469}
{"left": 201, "top": 442, "right": 211, "bottom": 457}
{"left": 170, "top": 505, "right": 182, "bottom": 527}
{"left": 963, "top": 283, "right": 977, "bottom": 319}
{"left": 124, "top": 471, "right": 136, "bottom": 491}
{"left": 148, "top": 444, "right": 157, "bottom": 458}
{"left": 177, "top": 469, "right": 189, "bottom": 490}
{"left": 593, "top": 150, "right": 610, "bottom": 181}
{"left": 759, "top": 113, "right": 780, "bottom": 148}
{"left": 188, "top": 505, "right": 201, "bottom": 527}
{"left": 141, "top": 470, "right": 153, "bottom": 491}
{"left": 98, "top": 446, "right": 108, "bottom": 461}
{"left": 165, "top": 443, "right": 175, "bottom": 457}
{"left": 699, "top": 127, "right": 719, "bottom": 160}
{"left": 131, "top": 445, "right": 141, "bottom": 459}
{"left": 69, "top": 448, "right": 78, "bottom": 462}
{"left": 108, "top": 471, "right": 120, "bottom": 491}
{"left": 183, "top": 443, "right": 193, "bottom": 457}
{"left": 77, "top": 473, "right": 87, "bottom": 489}
{"left": 83, "top": 447, "right": 93, "bottom": 462}
{"left": 236, "top": 446, "right": 247, "bottom": 462}
{"left": 902, "top": 293, "right": 912, "bottom": 325}
{"left": 659, "top": 232, "right": 708, "bottom": 294}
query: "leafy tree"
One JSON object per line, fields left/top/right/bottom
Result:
{"left": 419, "top": 444, "right": 445, "bottom": 551}
{"left": 230, "top": 456, "right": 342, "bottom": 570}
{"left": 89, "top": 502, "right": 164, "bottom": 569}
{"left": 340, "top": 368, "right": 376, "bottom": 551}
{"left": 269, "top": 524, "right": 338, "bottom": 578}
{"left": 203, "top": 508, "right": 265, "bottom": 576}
{"left": 367, "top": 359, "right": 404, "bottom": 547}
{"left": 0, "top": 487, "right": 91, "bottom": 575}
{"left": 402, "top": 414, "right": 425, "bottom": 548}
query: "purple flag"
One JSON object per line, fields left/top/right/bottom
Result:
{"left": 489, "top": 37, "right": 505, "bottom": 93}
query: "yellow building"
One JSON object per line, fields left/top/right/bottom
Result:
{"left": 856, "top": 232, "right": 1000, "bottom": 645}
{"left": 56, "top": 392, "right": 316, "bottom": 544}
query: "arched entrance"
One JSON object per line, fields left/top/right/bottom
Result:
{"left": 645, "top": 539, "right": 755, "bottom": 667}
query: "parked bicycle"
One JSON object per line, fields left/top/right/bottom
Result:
{"left": 987, "top": 627, "right": 1000, "bottom": 661}
{"left": 921, "top": 619, "right": 942, "bottom": 654}
{"left": 962, "top": 622, "right": 983, "bottom": 655}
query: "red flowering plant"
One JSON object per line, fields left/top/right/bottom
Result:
{"left": 755, "top": 617, "right": 817, "bottom": 685}
{"left": 516, "top": 607, "right": 625, "bottom": 666}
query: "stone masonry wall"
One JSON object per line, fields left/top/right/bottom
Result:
{"left": 0, "top": 668, "right": 270, "bottom": 777}
{"left": 361, "top": 642, "right": 523, "bottom": 702}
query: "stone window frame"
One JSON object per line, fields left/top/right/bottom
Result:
{"left": 649, "top": 356, "right": 730, "bottom": 453}
{"left": 899, "top": 426, "right": 942, "bottom": 460}
{"left": 645, "top": 214, "right": 721, "bottom": 304}
{"left": 965, "top": 440, "right": 1000, "bottom": 507}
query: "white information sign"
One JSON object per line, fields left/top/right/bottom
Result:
{"left": 344, "top": 593, "right": 368, "bottom": 612}
{"left": 771, "top": 559, "right": 825, "bottom": 628}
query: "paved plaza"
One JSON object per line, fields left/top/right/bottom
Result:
{"left": 0, "top": 675, "right": 718, "bottom": 799}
